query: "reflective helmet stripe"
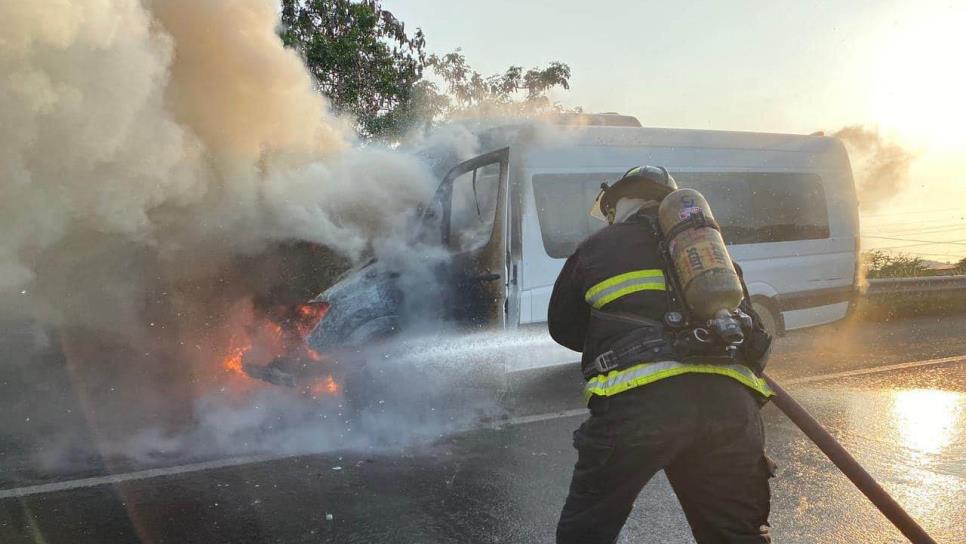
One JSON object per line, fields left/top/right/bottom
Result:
{"left": 583, "top": 360, "right": 774, "bottom": 403}
{"left": 584, "top": 269, "right": 666, "bottom": 309}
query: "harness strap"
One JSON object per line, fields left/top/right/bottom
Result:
{"left": 641, "top": 213, "right": 690, "bottom": 325}
{"left": 582, "top": 323, "right": 673, "bottom": 379}
{"left": 590, "top": 308, "right": 664, "bottom": 329}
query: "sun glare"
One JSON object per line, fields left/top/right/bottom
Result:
{"left": 870, "top": 10, "right": 966, "bottom": 149}
{"left": 891, "top": 389, "right": 961, "bottom": 457}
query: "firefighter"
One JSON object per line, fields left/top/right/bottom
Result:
{"left": 550, "top": 166, "right": 775, "bottom": 544}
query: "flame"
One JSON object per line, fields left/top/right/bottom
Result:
{"left": 307, "top": 375, "right": 341, "bottom": 398}
{"left": 294, "top": 303, "right": 329, "bottom": 338}
{"left": 218, "top": 301, "right": 331, "bottom": 385}
{"left": 223, "top": 343, "right": 249, "bottom": 376}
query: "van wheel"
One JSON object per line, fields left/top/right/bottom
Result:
{"left": 751, "top": 299, "right": 783, "bottom": 337}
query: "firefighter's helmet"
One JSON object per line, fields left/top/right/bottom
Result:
{"left": 590, "top": 165, "right": 678, "bottom": 222}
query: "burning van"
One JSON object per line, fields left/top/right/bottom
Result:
{"left": 244, "top": 116, "right": 861, "bottom": 400}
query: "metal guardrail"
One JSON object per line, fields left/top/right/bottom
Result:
{"left": 866, "top": 274, "right": 966, "bottom": 295}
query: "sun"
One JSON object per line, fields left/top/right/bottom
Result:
{"left": 868, "top": 8, "right": 966, "bottom": 149}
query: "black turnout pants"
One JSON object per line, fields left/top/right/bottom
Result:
{"left": 556, "top": 374, "right": 773, "bottom": 544}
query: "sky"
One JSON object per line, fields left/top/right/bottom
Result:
{"left": 386, "top": 0, "right": 966, "bottom": 262}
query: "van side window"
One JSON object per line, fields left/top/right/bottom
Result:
{"left": 681, "top": 172, "right": 830, "bottom": 245}
{"left": 532, "top": 173, "right": 610, "bottom": 258}
{"left": 449, "top": 163, "right": 500, "bottom": 252}
{"left": 532, "top": 172, "right": 830, "bottom": 258}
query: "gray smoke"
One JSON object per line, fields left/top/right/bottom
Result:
{"left": 0, "top": 0, "right": 513, "bottom": 470}
{"left": 0, "top": 0, "right": 439, "bottom": 334}
{"left": 0, "top": 0, "right": 581, "bottom": 473}
{"left": 35, "top": 329, "right": 531, "bottom": 470}
{"left": 832, "top": 126, "right": 916, "bottom": 211}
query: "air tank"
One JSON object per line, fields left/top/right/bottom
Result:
{"left": 658, "top": 188, "right": 743, "bottom": 321}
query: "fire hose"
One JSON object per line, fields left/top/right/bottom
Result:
{"left": 763, "top": 375, "right": 938, "bottom": 544}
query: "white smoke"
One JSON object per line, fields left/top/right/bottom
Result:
{"left": 0, "top": 0, "right": 506, "bottom": 470}
{"left": 832, "top": 126, "right": 916, "bottom": 211}
{"left": 0, "top": 0, "right": 437, "bottom": 333}
{"left": 0, "top": 1, "right": 584, "bottom": 474}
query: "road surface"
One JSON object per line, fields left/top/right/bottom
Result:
{"left": 0, "top": 313, "right": 964, "bottom": 543}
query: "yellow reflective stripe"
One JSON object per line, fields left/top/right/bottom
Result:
{"left": 585, "top": 269, "right": 665, "bottom": 309}
{"left": 583, "top": 361, "right": 774, "bottom": 403}
{"left": 585, "top": 269, "right": 663, "bottom": 299}
{"left": 592, "top": 282, "right": 666, "bottom": 309}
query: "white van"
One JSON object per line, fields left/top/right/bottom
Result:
{"left": 511, "top": 124, "right": 860, "bottom": 335}
{"left": 303, "top": 118, "right": 860, "bottom": 380}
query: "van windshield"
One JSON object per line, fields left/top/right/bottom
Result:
{"left": 532, "top": 171, "right": 831, "bottom": 258}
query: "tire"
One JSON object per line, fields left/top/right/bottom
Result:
{"left": 751, "top": 299, "right": 783, "bottom": 337}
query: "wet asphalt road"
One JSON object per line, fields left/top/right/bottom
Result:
{"left": 1, "top": 314, "right": 965, "bottom": 544}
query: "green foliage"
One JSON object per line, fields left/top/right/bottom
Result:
{"left": 280, "top": 2, "right": 575, "bottom": 140}
{"left": 956, "top": 257, "right": 966, "bottom": 273}
{"left": 415, "top": 49, "right": 574, "bottom": 122}
{"left": 863, "top": 249, "right": 929, "bottom": 278}
{"left": 279, "top": 0, "right": 426, "bottom": 140}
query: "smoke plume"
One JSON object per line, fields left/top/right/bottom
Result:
{"left": 832, "top": 126, "right": 916, "bottom": 211}
{"left": 0, "top": 0, "right": 502, "bottom": 470}
{"left": 0, "top": 0, "right": 441, "bottom": 334}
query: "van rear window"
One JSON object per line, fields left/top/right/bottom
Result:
{"left": 532, "top": 172, "right": 830, "bottom": 258}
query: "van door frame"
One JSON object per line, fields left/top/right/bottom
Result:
{"left": 505, "top": 150, "right": 523, "bottom": 329}
{"left": 427, "top": 147, "right": 511, "bottom": 329}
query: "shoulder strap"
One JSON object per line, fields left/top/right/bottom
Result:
{"left": 636, "top": 212, "right": 692, "bottom": 325}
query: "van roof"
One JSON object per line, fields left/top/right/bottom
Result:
{"left": 475, "top": 124, "right": 852, "bottom": 174}
{"left": 553, "top": 113, "right": 642, "bottom": 127}
{"left": 519, "top": 125, "right": 843, "bottom": 154}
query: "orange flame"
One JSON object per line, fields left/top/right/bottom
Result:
{"left": 223, "top": 344, "right": 249, "bottom": 376}
{"left": 293, "top": 303, "right": 328, "bottom": 338}
{"left": 218, "top": 301, "right": 330, "bottom": 385}
{"left": 307, "top": 375, "right": 341, "bottom": 397}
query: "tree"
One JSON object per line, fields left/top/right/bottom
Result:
{"left": 863, "top": 249, "right": 929, "bottom": 278}
{"left": 280, "top": 2, "right": 576, "bottom": 139}
{"left": 415, "top": 49, "right": 574, "bottom": 123}
{"left": 279, "top": 0, "right": 426, "bottom": 140}
{"left": 956, "top": 257, "right": 966, "bottom": 274}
